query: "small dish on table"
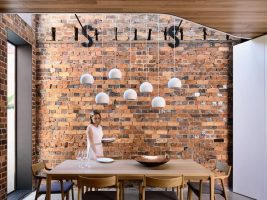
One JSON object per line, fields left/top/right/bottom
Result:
{"left": 96, "top": 157, "right": 114, "bottom": 163}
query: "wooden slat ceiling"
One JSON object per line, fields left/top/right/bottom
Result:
{"left": 1, "top": 0, "right": 267, "bottom": 39}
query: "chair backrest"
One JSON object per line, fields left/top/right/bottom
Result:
{"left": 32, "top": 161, "right": 45, "bottom": 177}
{"left": 78, "top": 176, "right": 117, "bottom": 188}
{"left": 144, "top": 176, "right": 183, "bottom": 188}
{"left": 216, "top": 161, "right": 232, "bottom": 177}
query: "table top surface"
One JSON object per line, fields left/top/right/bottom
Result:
{"left": 48, "top": 159, "right": 213, "bottom": 177}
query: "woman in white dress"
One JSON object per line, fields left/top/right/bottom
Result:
{"left": 86, "top": 110, "right": 104, "bottom": 160}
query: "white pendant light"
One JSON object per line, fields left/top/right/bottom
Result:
{"left": 108, "top": 68, "right": 122, "bottom": 80}
{"left": 124, "top": 14, "right": 137, "bottom": 101}
{"left": 96, "top": 14, "right": 109, "bottom": 105}
{"left": 152, "top": 96, "right": 166, "bottom": 107}
{"left": 140, "top": 14, "right": 153, "bottom": 93}
{"left": 152, "top": 14, "right": 165, "bottom": 108}
{"left": 168, "top": 17, "right": 182, "bottom": 89}
{"left": 95, "top": 92, "right": 109, "bottom": 104}
{"left": 168, "top": 77, "right": 181, "bottom": 89}
{"left": 123, "top": 88, "right": 137, "bottom": 100}
{"left": 80, "top": 73, "right": 94, "bottom": 85}
{"left": 140, "top": 81, "right": 153, "bottom": 93}
{"left": 109, "top": 15, "right": 122, "bottom": 80}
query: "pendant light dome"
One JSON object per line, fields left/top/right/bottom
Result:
{"left": 140, "top": 81, "right": 153, "bottom": 93}
{"left": 168, "top": 77, "right": 182, "bottom": 89}
{"left": 108, "top": 15, "right": 122, "bottom": 80}
{"left": 168, "top": 17, "right": 182, "bottom": 89}
{"left": 80, "top": 73, "right": 94, "bottom": 85}
{"left": 108, "top": 68, "right": 122, "bottom": 80}
{"left": 124, "top": 15, "right": 137, "bottom": 101}
{"left": 123, "top": 89, "right": 137, "bottom": 100}
{"left": 152, "top": 96, "right": 166, "bottom": 108}
{"left": 95, "top": 92, "right": 109, "bottom": 104}
{"left": 96, "top": 14, "right": 109, "bottom": 105}
{"left": 152, "top": 14, "right": 165, "bottom": 108}
{"left": 140, "top": 14, "right": 153, "bottom": 93}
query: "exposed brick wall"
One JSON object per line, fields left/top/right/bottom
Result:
{"left": 35, "top": 14, "right": 239, "bottom": 173}
{"left": 0, "top": 14, "right": 36, "bottom": 199}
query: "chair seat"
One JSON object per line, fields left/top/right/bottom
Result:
{"left": 188, "top": 182, "right": 224, "bottom": 195}
{"left": 39, "top": 180, "right": 74, "bottom": 194}
{"left": 145, "top": 191, "right": 178, "bottom": 200}
{"left": 83, "top": 191, "right": 116, "bottom": 200}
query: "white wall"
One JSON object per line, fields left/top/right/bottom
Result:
{"left": 233, "top": 35, "right": 266, "bottom": 199}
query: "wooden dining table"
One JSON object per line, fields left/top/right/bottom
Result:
{"left": 46, "top": 159, "right": 214, "bottom": 200}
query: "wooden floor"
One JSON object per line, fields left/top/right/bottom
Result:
{"left": 23, "top": 187, "right": 253, "bottom": 200}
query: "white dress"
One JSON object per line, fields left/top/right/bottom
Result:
{"left": 86, "top": 124, "right": 104, "bottom": 160}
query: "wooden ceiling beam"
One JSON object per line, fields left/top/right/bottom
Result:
{"left": 0, "top": 0, "right": 267, "bottom": 38}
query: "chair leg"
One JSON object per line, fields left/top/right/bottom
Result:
{"left": 60, "top": 180, "right": 64, "bottom": 200}
{"left": 199, "top": 180, "right": 203, "bottom": 200}
{"left": 71, "top": 187, "right": 74, "bottom": 200}
{"left": 187, "top": 186, "right": 193, "bottom": 200}
{"left": 139, "top": 182, "right": 143, "bottom": 200}
{"left": 117, "top": 185, "right": 120, "bottom": 200}
{"left": 66, "top": 192, "right": 69, "bottom": 200}
{"left": 220, "top": 179, "right": 228, "bottom": 200}
{"left": 78, "top": 187, "right": 82, "bottom": 200}
{"left": 142, "top": 185, "right": 145, "bottom": 200}
{"left": 180, "top": 186, "right": 183, "bottom": 200}
{"left": 35, "top": 179, "right": 42, "bottom": 200}
{"left": 121, "top": 181, "right": 124, "bottom": 200}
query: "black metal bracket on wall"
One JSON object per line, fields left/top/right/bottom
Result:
{"left": 74, "top": 27, "right": 78, "bottom": 41}
{"left": 134, "top": 28, "right": 138, "bottom": 40}
{"left": 52, "top": 27, "right": 56, "bottom": 41}
{"left": 114, "top": 27, "right": 118, "bottom": 40}
{"left": 164, "top": 27, "right": 167, "bottom": 40}
{"left": 95, "top": 29, "right": 99, "bottom": 41}
{"left": 75, "top": 14, "right": 94, "bottom": 47}
{"left": 180, "top": 27, "right": 183, "bottom": 40}
{"left": 203, "top": 27, "right": 207, "bottom": 40}
{"left": 167, "top": 20, "right": 183, "bottom": 48}
{"left": 147, "top": 28, "right": 152, "bottom": 40}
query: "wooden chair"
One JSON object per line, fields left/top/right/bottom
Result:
{"left": 77, "top": 176, "right": 120, "bottom": 200}
{"left": 187, "top": 161, "right": 232, "bottom": 200}
{"left": 31, "top": 161, "right": 74, "bottom": 200}
{"left": 141, "top": 176, "right": 184, "bottom": 200}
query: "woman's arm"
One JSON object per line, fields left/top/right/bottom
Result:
{"left": 87, "top": 126, "right": 98, "bottom": 156}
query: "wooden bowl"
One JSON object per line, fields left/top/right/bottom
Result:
{"left": 135, "top": 155, "right": 170, "bottom": 167}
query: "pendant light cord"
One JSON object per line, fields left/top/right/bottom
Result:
{"left": 145, "top": 14, "right": 148, "bottom": 81}
{"left": 173, "top": 17, "right": 175, "bottom": 78}
{"left": 115, "top": 14, "right": 117, "bottom": 68}
{"left": 102, "top": 14, "right": 104, "bottom": 92}
{"left": 173, "top": 17, "right": 176, "bottom": 77}
{"left": 157, "top": 14, "right": 160, "bottom": 96}
{"left": 130, "top": 15, "right": 132, "bottom": 88}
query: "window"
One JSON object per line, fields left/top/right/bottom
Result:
{"left": 7, "top": 42, "right": 16, "bottom": 194}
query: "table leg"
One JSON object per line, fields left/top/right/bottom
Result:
{"left": 46, "top": 174, "right": 52, "bottom": 200}
{"left": 210, "top": 175, "right": 214, "bottom": 200}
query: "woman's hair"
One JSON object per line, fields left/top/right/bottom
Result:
{"left": 90, "top": 110, "right": 101, "bottom": 124}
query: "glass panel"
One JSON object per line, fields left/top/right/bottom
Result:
{"left": 7, "top": 42, "right": 16, "bottom": 194}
